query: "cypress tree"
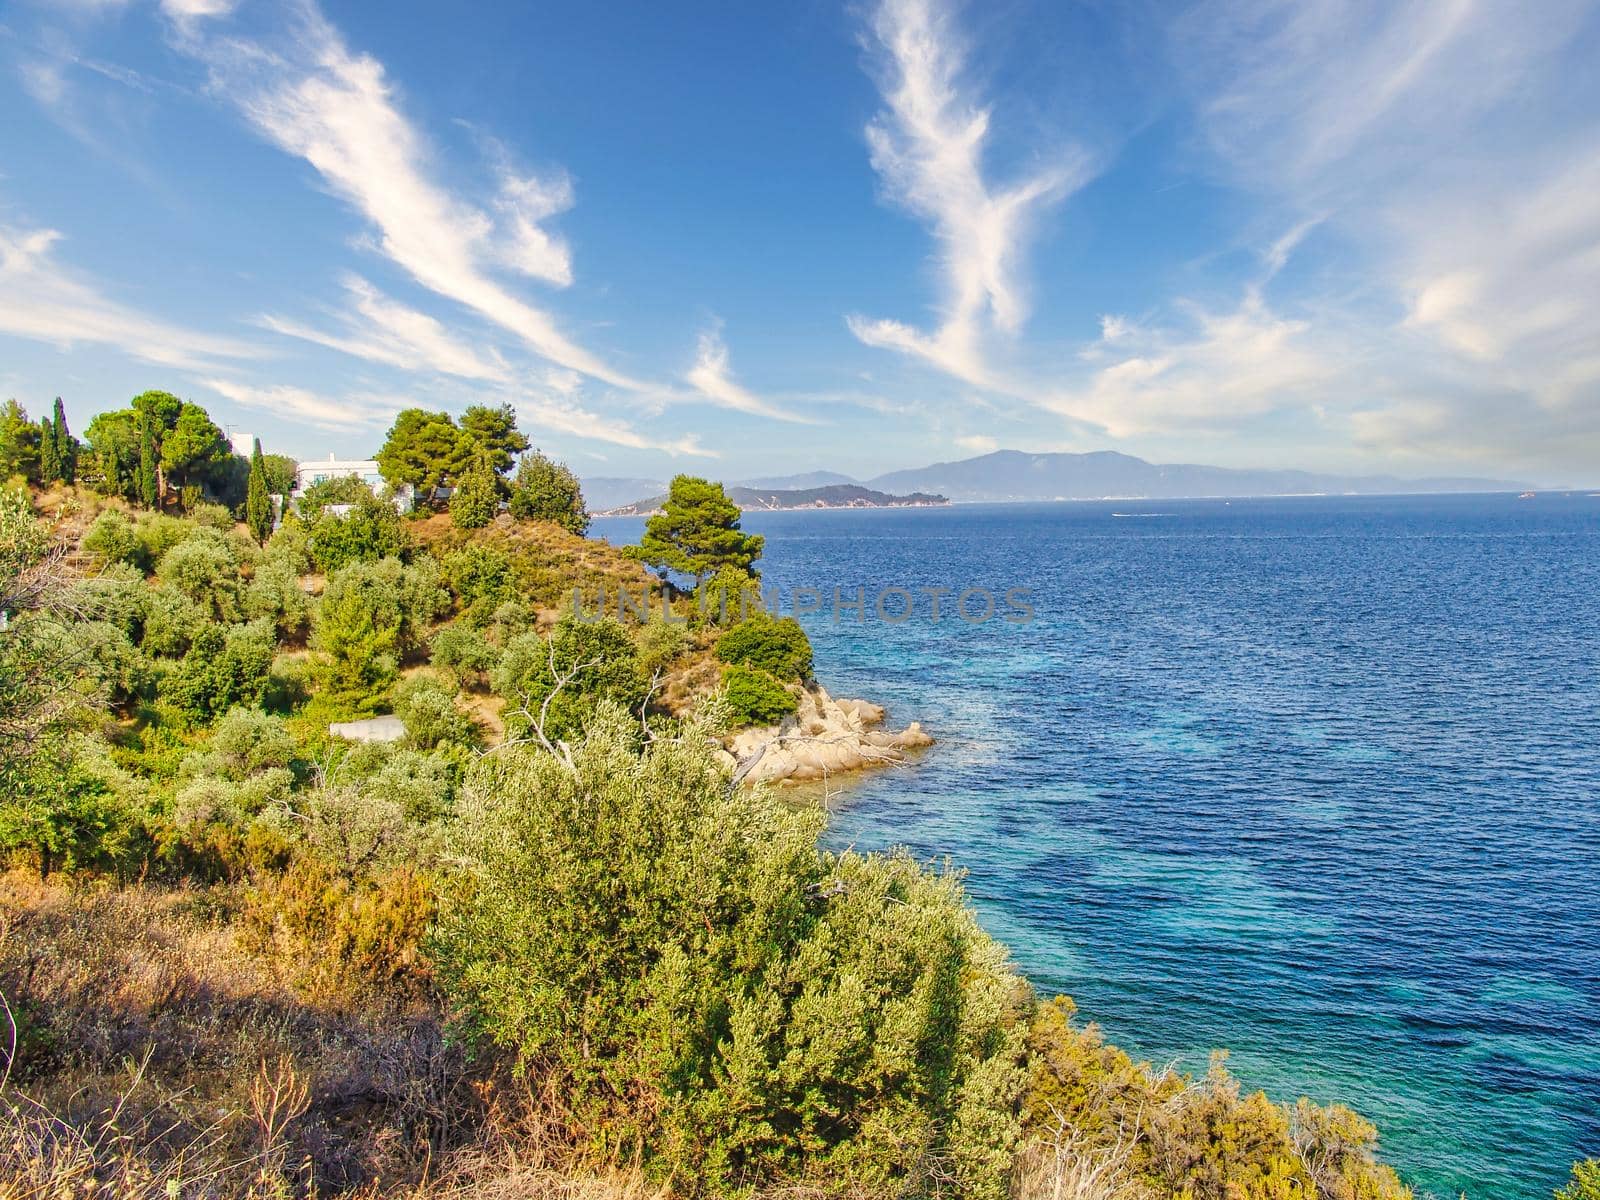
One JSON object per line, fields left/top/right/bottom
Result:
{"left": 52, "top": 398, "right": 76, "bottom": 485}
{"left": 245, "top": 439, "right": 272, "bottom": 544}
{"left": 37, "top": 418, "right": 59, "bottom": 484}
{"left": 137, "top": 416, "right": 159, "bottom": 509}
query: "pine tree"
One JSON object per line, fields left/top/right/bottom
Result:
{"left": 628, "top": 476, "right": 764, "bottom": 584}
{"left": 37, "top": 418, "right": 59, "bottom": 484}
{"left": 137, "top": 416, "right": 159, "bottom": 509}
{"left": 245, "top": 439, "right": 272, "bottom": 545}
{"left": 51, "top": 398, "right": 76, "bottom": 486}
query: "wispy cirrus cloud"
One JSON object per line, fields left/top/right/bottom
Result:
{"left": 848, "top": 0, "right": 1092, "bottom": 388}
{"left": 261, "top": 274, "right": 509, "bottom": 383}
{"left": 170, "top": 0, "right": 643, "bottom": 390}
{"left": 200, "top": 377, "right": 406, "bottom": 433}
{"left": 1054, "top": 284, "right": 1331, "bottom": 437}
{"left": 1156, "top": 0, "right": 1600, "bottom": 468}
{"left": 686, "top": 326, "right": 816, "bottom": 424}
{"left": 0, "top": 223, "right": 259, "bottom": 371}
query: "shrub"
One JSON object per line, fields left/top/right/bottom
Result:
{"left": 449, "top": 462, "right": 499, "bottom": 530}
{"left": 392, "top": 675, "right": 479, "bottom": 751}
{"left": 243, "top": 854, "right": 435, "bottom": 998}
{"left": 207, "top": 706, "right": 297, "bottom": 776}
{"left": 155, "top": 528, "right": 241, "bottom": 620}
{"left": 138, "top": 585, "right": 204, "bottom": 657}
{"left": 0, "top": 744, "right": 146, "bottom": 878}
{"left": 428, "top": 709, "right": 1026, "bottom": 1197}
{"left": 1560, "top": 1161, "right": 1600, "bottom": 1200}
{"left": 721, "top": 664, "right": 798, "bottom": 727}
{"left": 81, "top": 509, "right": 141, "bottom": 568}
{"left": 694, "top": 564, "right": 767, "bottom": 628}
{"left": 133, "top": 512, "right": 195, "bottom": 565}
{"left": 507, "top": 450, "right": 588, "bottom": 534}
{"left": 296, "top": 473, "right": 371, "bottom": 517}
{"left": 243, "top": 558, "right": 312, "bottom": 641}
{"left": 358, "top": 746, "right": 460, "bottom": 823}
{"left": 313, "top": 557, "right": 448, "bottom": 700}
{"left": 491, "top": 618, "right": 646, "bottom": 742}
{"left": 1018, "top": 998, "right": 1411, "bottom": 1200}
{"left": 444, "top": 543, "right": 513, "bottom": 608}
{"left": 308, "top": 491, "right": 408, "bottom": 574}
{"left": 72, "top": 563, "right": 148, "bottom": 641}
{"left": 160, "top": 621, "right": 275, "bottom": 722}
{"left": 430, "top": 623, "right": 499, "bottom": 689}
{"left": 714, "top": 614, "right": 813, "bottom": 680}
{"left": 187, "top": 500, "right": 235, "bottom": 531}
{"left": 79, "top": 620, "right": 152, "bottom": 709}
{"left": 634, "top": 617, "right": 689, "bottom": 675}
{"left": 300, "top": 785, "right": 438, "bottom": 875}
{"left": 263, "top": 513, "right": 313, "bottom": 574}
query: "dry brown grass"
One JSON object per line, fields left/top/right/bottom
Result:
{"left": 0, "top": 872, "right": 641, "bottom": 1198}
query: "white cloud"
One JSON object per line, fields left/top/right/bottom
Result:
{"left": 261, "top": 275, "right": 509, "bottom": 382}
{"left": 19, "top": 61, "right": 67, "bottom": 107}
{"left": 491, "top": 161, "right": 575, "bottom": 286}
{"left": 0, "top": 224, "right": 259, "bottom": 371}
{"left": 685, "top": 326, "right": 814, "bottom": 423}
{"left": 848, "top": 0, "right": 1091, "bottom": 387}
{"left": 1161, "top": 0, "right": 1600, "bottom": 468}
{"left": 953, "top": 433, "right": 997, "bottom": 453}
{"left": 1053, "top": 289, "right": 1330, "bottom": 437}
{"left": 175, "top": 1, "right": 642, "bottom": 389}
{"left": 159, "top": 0, "right": 236, "bottom": 21}
{"left": 512, "top": 392, "right": 715, "bottom": 458}
{"left": 201, "top": 378, "right": 405, "bottom": 432}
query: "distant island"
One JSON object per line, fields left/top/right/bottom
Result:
{"left": 586, "top": 449, "right": 1534, "bottom": 510}
{"left": 598, "top": 483, "right": 948, "bottom": 517}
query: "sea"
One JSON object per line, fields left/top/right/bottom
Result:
{"left": 591, "top": 492, "right": 1600, "bottom": 1198}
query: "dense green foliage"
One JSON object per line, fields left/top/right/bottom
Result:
{"left": 629, "top": 475, "right": 765, "bottom": 583}
{"left": 313, "top": 557, "right": 447, "bottom": 700}
{"left": 459, "top": 403, "right": 531, "bottom": 476}
{"left": 0, "top": 397, "right": 78, "bottom": 486}
{"left": 508, "top": 449, "right": 588, "bottom": 533}
{"left": 715, "top": 615, "right": 813, "bottom": 681}
{"left": 430, "top": 709, "right": 1024, "bottom": 1197}
{"left": 308, "top": 490, "right": 410, "bottom": 573}
{"left": 721, "top": 663, "right": 799, "bottom": 727}
{"left": 377, "top": 404, "right": 529, "bottom": 502}
{"left": 449, "top": 456, "right": 500, "bottom": 529}
{"left": 493, "top": 618, "right": 647, "bottom": 742}
{"left": 0, "top": 401, "right": 40, "bottom": 481}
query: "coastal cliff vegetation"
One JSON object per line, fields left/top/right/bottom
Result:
{"left": 0, "top": 393, "right": 1439, "bottom": 1198}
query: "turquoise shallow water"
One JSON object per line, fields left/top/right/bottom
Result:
{"left": 594, "top": 493, "right": 1600, "bottom": 1197}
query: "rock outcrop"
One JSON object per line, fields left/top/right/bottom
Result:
{"left": 724, "top": 684, "right": 933, "bottom": 785}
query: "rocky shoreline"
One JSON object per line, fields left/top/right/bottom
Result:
{"left": 722, "top": 683, "right": 933, "bottom": 785}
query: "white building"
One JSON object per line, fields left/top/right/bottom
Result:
{"left": 228, "top": 431, "right": 257, "bottom": 459}
{"left": 294, "top": 453, "right": 386, "bottom": 493}
{"left": 293, "top": 454, "right": 412, "bottom": 511}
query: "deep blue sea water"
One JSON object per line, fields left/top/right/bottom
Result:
{"left": 594, "top": 493, "right": 1600, "bottom": 1198}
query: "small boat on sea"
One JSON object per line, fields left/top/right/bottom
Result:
{"left": 1518, "top": 491, "right": 1536, "bottom": 499}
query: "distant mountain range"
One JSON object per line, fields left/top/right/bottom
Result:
{"left": 583, "top": 471, "right": 861, "bottom": 510}
{"left": 598, "top": 484, "right": 947, "bottom": 517}
{"left": 864, "top": 450, "right": 1530, "bottom": 502}
{"left": 586, "top": 450, "right": 1531, "bottom": 511}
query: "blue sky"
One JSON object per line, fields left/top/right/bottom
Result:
{"left": 2, "top": 0, "right": 1598, "bottom": 483}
